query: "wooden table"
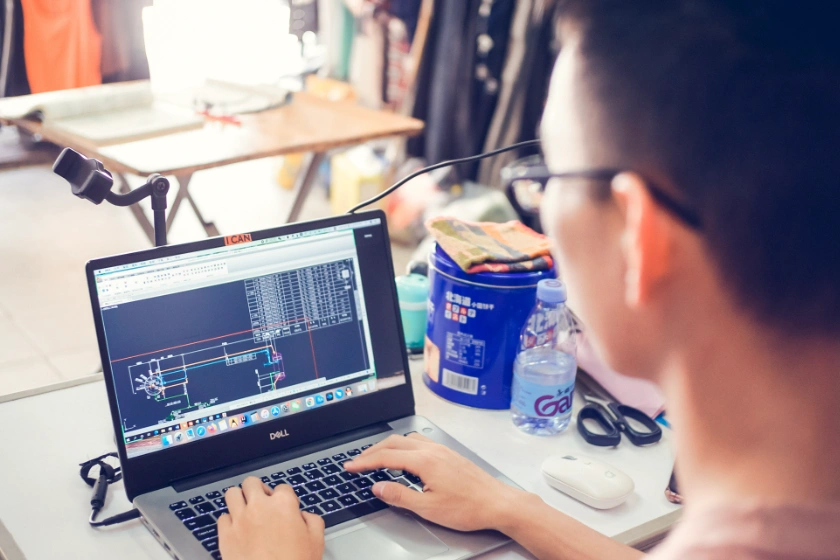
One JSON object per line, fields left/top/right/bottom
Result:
{"left": 3, "top": 91, "right": 424, "bottom": 242}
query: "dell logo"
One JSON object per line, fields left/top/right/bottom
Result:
{"left": 270, "top": 430, "right": 290, "bottom": 440}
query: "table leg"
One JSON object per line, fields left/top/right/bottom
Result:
{"left": 285, "top": 152, "right": 326, "bottom": 224}
{"left": 176, "top": 173, "right": 220, "bottom": 238}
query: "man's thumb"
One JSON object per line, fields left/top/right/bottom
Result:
{"left": 372, "top": 481, "right": 422, "bottom": 510}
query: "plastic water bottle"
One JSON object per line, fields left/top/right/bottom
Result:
{"left": 511, "top": 279, "right": 577, "bottom": 436}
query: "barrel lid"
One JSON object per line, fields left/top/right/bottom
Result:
{"left": 395, "top": 273, "right": 430, "bottom": 303}
{"left": 429, "top": 244, "right": 554, "bottom": 288}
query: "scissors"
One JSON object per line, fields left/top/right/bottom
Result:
{"left": 575, "top": 371, "right": 662, "bottom": 447}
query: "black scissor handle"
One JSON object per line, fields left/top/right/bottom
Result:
{"left": 577, "top": 404, "right": 622, "bottom": 446}
{"left": 612, "top": 403, "right": 662, "bottom": 446}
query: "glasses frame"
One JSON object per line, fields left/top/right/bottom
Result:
{"left": 503, "top": 160, "right": 703, "bottom": 230}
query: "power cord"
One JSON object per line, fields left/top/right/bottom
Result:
{"left": 79, "top": 452, "right": 141, "bottom": 527}
{"left": 346, "top": 139, "right": 541, "bottom": 214}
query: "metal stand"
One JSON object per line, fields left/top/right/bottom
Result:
{"left": 52, "top": 148, "right": 171, "bottom": 247}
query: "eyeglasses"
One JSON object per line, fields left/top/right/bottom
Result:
{"left": 502, "top": 155, "right": 702, "bottom": 230}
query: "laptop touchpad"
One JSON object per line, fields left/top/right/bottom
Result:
{"left": 324, "top": 512, "right": 449, "bottom": 560}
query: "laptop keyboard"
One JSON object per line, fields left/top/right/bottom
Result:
{"left": 168, "top": 444, "right": 424, "bottom": 558}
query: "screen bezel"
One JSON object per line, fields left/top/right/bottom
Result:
{"left": 86, "top": 210, "right": 415, "bottom": 501}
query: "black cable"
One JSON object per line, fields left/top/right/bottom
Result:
{"left": 346, "top": 139, "right": 541, "bottom": 214}
{"left": 80, "top": 453, "right": 141, "bottom": 528}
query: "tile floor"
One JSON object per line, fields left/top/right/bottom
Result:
{"left": 0, "top": 157, "right": 413, "bottom": 398}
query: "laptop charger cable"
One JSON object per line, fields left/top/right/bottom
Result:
{"left": 79, "top": 452, "right": 141, "bottom": 527}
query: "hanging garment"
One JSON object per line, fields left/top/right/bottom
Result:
{"left": 91, "top": 0, "right": 151, "bottom": 84}
{"left": 0, "top": 0, "right": 31, "bottom": 97}
{"left": 20, "top": 0, "right": 101, "bottom": 93}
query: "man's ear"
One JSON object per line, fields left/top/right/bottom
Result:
{"left": 611, "top": 172, "right": 672, "bottom": 308}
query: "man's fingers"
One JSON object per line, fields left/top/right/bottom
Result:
{"left": 241, "top": 476, "right": 271, "bottom": 502}
{"left": 224, "top": 486, "right": 246, "bottom": 517}
{"left": 216, "top": 510, "right": 232, "bottom": 533}
{"left": 345, "top": 449, "right": 426, "bottom": 473}
{"left": 269, "top": 484, "right": 301, "bottom": 511}
{"left": 372, "top": 481, "right": 425, "bottom": 511}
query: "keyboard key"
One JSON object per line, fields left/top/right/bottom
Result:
{"left": 287, "top": 474, "right": 307, "bottom": 486}
{"left": 269, "top": 480, "right": 286, "bottom": 489}
{"left": 301, "top": 494, "right": 322, "bottom": 506}
{"left": 174, "top": 508, "right": 196, "bottom": 520}
{"left": 337, "top": 460, "right": 350, "bottom": 469}
{"left": 302, "top": 463, "right": 317, "bottom": 470}
{"left": 404, "top": 473, "right": 423, "bottom": 486}
{"left": 195, "top": 502, "right": 216, "bottom": 514}
{"left": 222, "top": 486, "right": 236, "bottom": 493}
{"left": 304, "top": 505, "right": 324, "bottom": 515}
{"left": 337, "top": 495, "right": 359, "bottom": 507}
{"left": 321, "top": 499, "right": 389, "bottom": 529}
{"left": 332, "top": 453, "right": 347, "bottom": 461}
{"left": 211, "top": 552, "right": 222, "bottom": 560}
{"left": 317, "top": 458, "right": 332, "bottom": 466}
{"left": 404, "top": 431, "right": 417, "bottom": 436}
{"left": 305, "top": 470, "right": 324, "bottom": 480}
{"left": 319, "top": 488, "right": 340, "bottom": 500}
{"left": 355, "top": 489, "right": 375, "bottom": 501}
{"left": 271, "top": 471, "right": 286, "bottom": 480}
{"left": 394, "top": 478, "right": 412, "bottom": 488}
{"left": 287, "top": 467, "right": 302, "bottom": 475}
{"left": 339, "top": 472, "right": 360, "bottom": 481}
{"left": 183, "top": 514, "right": 214, "bottom": 531}
{"left": 321, "top": 464, "right": 340, "bottom": 475}
{"left": 202, "top": 537, "right": 219, "bottom": 551}
{"left": 353, "top": 477, "right": 374, "bottom": 490}
{"left": 336, "top": 483, "right": 356, "bottom": 495}
{"left": 323, "top": 475, "right": 343, "bottom": 486}
{"left": 192, "top": 525, "right": 218, "bottom": 541}
{"left": 213, "top": 498, "right": 226, "bottom": 508}
{"left": 320, "top": 500, "right": 341, "bottom": 513}
{"left": 293, "top": 486, "right": 308, "bottom": 498}
{"left": 386, "top": 469, "right": 403, "bottom": 478}
{"left": 305, "top": 480, "right": 326, "bottom": 492}
{"left": 205, "top": 491, "right": 222, "bottom": 500}
{"left": 346, "top": 449, "right": 361, "bottom": 457}
{"left": 361, "top": 444, "right": 373, "bottom": 450}
{"left": 188, "top": 496, "right": 206, "bottom": 505}
{"left": 212, "top": 509, "right": 228, "bottom": 519}
{"left": 370, "top": 471, "right": 390, "bottom": 483}
{"left": 260, "top": 476, "right": 271, "bottom": 484}
{"left": 169, "top": 501, "right": 187, "bottom": 511}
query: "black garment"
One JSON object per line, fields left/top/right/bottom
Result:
{"left": 389, "top": 0, "right": 422, "bottom": 43}
{"left": 407, "top": 0, "right": 514, "bottom": 185}
{"left": 0, "top": 0, "right": 31, "bottom": 97}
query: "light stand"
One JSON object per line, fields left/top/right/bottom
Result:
{"left": 52, "top": 148, "right": 171, "bottom": 247}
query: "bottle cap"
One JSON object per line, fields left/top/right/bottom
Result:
{"left": 536, "top": 279, "right": 567, "bottom": 303}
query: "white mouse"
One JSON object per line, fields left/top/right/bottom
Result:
{"left": 540, "top": 453, "right": 635, "bottom": 510}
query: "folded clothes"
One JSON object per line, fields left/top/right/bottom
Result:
{"left": 426, "top": 217, "right": 553, "bottom": 274}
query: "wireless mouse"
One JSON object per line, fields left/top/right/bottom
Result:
{"left": 540, "top": 453, "right": 635, "bottom": 509}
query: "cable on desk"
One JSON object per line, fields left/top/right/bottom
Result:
{"left": 80, "top": 452, "right": 140, "bottom": 528}
{"left": 346, "top": 139, "right": 541, "bottom": 214}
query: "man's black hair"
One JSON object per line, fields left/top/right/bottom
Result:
{"left": 558, "top": 0, "right": 840, "bottom": 335}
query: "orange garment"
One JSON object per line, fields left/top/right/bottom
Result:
{"left": 20, "top": 0, "right": 102, "bottom": 93}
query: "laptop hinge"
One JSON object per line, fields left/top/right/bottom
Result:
{"left": 171, "top": 422, "right": 392, "bottom": 493}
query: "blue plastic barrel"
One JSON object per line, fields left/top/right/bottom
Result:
{"left": 424, "top": 244, "right": 555, "bottom": 409}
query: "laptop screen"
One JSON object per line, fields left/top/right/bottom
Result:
{"left": 92, "top": 217, "right": 406, "bottom": 459}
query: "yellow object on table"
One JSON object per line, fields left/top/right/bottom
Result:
{"left": 330, "top": 145, "right": 385, "bottom": 215}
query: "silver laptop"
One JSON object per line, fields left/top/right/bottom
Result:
{"left": 86, "top": 210, "right": 512, "bottom": 560}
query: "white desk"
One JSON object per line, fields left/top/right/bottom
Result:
{"left": 0, "top": 360, "right": 680, "bottom": 559}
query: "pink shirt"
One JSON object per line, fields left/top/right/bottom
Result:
{"left": 648, "top": 502, "right": 840, "bottom": 559}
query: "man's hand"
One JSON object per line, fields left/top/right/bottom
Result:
{"left": 344, "top": 433, "right": 522, "bottom": 532}
{"left": 218, "top": 477, "right": 324, "bottom": 560}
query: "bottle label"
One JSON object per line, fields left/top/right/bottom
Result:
{"left": 512, "top": 376, "right": 575, "bottom": 418}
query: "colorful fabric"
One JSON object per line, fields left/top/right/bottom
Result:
{"left": 426, "top": 217, "right": 553, "bottom": 274}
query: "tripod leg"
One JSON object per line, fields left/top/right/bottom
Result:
{"left": 116, "top": 173, "right": 156, "bottom": 245}
{"left": 174, "top": 173, "right": 220, "bottom": 238}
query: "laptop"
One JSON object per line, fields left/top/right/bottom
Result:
{"left": 86, "top": 210, "right": 513, "bottom": 560}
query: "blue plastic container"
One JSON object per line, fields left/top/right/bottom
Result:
{"left": 424, "top": 245, "right": 555, "bottom": 409}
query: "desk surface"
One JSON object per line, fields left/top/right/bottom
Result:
{"left": 0, "top": 360, "right": 679, "bottom": 560}
{"left": 4, "top": 91, "right": 423, "bottom": 177}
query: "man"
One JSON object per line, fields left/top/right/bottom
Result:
{"left": 219, "top": 1, "right": 840, "bottom": 558}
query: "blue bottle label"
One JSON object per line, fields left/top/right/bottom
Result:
{"left": 512, "top": 377, "right": 575, "bottom": 418}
